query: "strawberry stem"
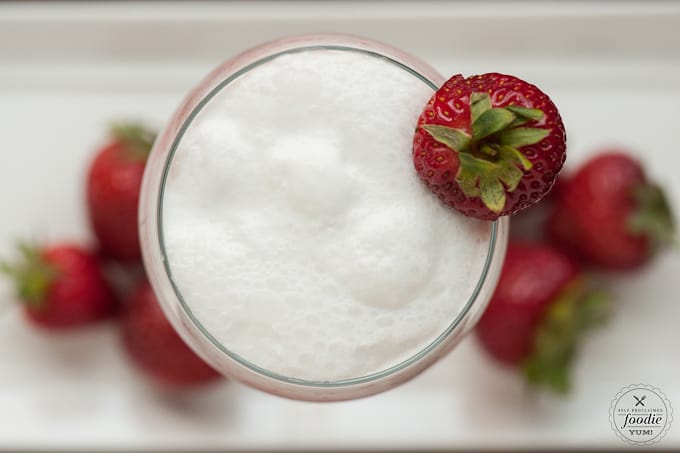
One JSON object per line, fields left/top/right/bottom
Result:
{"left": 111, "top": 122, "right": 156, "bottom": 161}
{"left": 522, "top": 279, "right": 609, "bottom": 394}
{"left": 1, "top": 242, "right": 56, "bottom": 308}
{"left": 481, "top": 145, "right": 498, "bottom": 157}
{"left": 628, "top": 182, "right": 676, "bottom": 251}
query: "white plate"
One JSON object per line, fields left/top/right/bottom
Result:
{"left": 1, "top": 1, "right": 679, "bottom": 450}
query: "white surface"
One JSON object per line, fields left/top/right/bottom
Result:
{"left": 0, "top": 1, "right": 679, "bottom": 450}
{"left": 164, "top": 48, "right": 491, "bottom": 382}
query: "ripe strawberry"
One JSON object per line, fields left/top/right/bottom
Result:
{"left": 548, "top": 152, "right": 676, "bottom": 269}
{"left": 510, "top": 175, "right": 567, "bottom": 243}
{"left": 86, "top": 123, "right": 156, "bottom": 262}
{"left": 121, "top": 280, "right": 222, "bottom": 386}
{"left": 476, "top": 243, "right": 608, "bottom": 393}
{"left": 413, "top": 73, "right": 566, "bottom": 220}
{"left": 1, "top": 243, "right": 117, "bottom": 329}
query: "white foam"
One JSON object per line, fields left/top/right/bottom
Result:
{"left": 162, "top": 49, "right": 492, "bottom": 381}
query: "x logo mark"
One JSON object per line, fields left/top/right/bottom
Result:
{"left": 633, "top": 395, "right": 646, "bottom": 407}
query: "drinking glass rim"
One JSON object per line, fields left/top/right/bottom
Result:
{"left": 155, "top": 43, "right": 502, "bottom": 388}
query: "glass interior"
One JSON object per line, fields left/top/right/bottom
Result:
{"left": 156, "top": 44, "right": 500, "bottom": 388}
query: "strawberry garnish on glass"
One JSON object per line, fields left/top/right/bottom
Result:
{"left": 413, "top": 73, "right": 566, "bottom": 220}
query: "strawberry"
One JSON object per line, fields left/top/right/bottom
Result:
{"left": 476, "top": 243, "right": 608, "bottom": 393}
{"left": 548, "top": 151, "right": 676, "bottom": 269}
{"left": 121, "top": 280, "right": 222, "bottom": 386}
{"left": 413, "top": 73, "right": 566, "bottom": 220}
{"left": 509, "top": 175, "right": 567, "bottom": 244}
{"left": 86, "top": 123, "right": 156, "bottom": 262}
{"left": 1, "top": 243, "right": 117, "bottom": 329}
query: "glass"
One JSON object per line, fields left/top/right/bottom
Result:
{"left": 139, "top": 34, "right": 509, "bottom": 401}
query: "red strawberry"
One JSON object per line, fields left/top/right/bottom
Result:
{"left": 510, "top": 175, "right": 568, "bottom": 244}
{"left": 1, "top": 243, "right": 117, "bottom": 329}
{"left": 548, "top": 152, "right": 676, "bottom": 269}
{"left": 413, "top": 73, "right": 566, "bottom": 220}
{"left": 476, "top": 243, "right": 608, "bottom": 392}
{"left": 87, "top": 123, "right": 156, "bottom": 262}
{"left": 121, "top": 280, "right": 222, "bottom": 386}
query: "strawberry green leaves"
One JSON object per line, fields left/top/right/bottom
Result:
{"left": 470, "top": 92, "right": 492, "bottom": 123}
{"left": 111, "top": 123, "right": 157, "bottom": 161}
{"left": 457, "top": 148, "right": 529, "bottom": 212}
{"left": 628, "top": 183, "right": 677, "bottom": 249}
{"left": 420, "top": 125, "right": 470, "bottom": 153}
{"left": 421, "top": 92, "right": 549, "bottom": 213}
{"left": 507, "top": 106, "right": 545, "bottom": 122}
{"left": 524, "top": 281, "right": 610, "bottom": 394}
{"left": 472, "top": 108, "right": 517, "bottom": 141}
{"left": 498, "top": 127, "right": 549, "bottom": 148}
{"left": 0, "top": 242, "right": 56, "bottom": 308}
